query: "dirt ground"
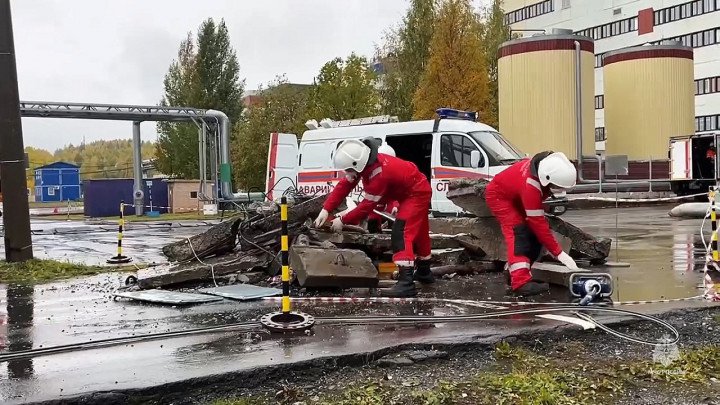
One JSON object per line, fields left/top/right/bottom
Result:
{"left": 201, "top": 307, "right": 720, "bottom": 405}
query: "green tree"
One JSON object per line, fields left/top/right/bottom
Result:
{"left": 53, "top": 140, "right": 155, "bottom": 180}
{"left": 155, "top": 18, "right": 245, "bottom": 179}
{"left": 24, "top": 146, "right": 54, "bottom": 187}
{"left": 412, "top": 0, "right": 491, "bottom": 121}
{"left": 377, "top": 0, "right": 436, "bottom": 121}
{"left": 479, "top": 0, "right": 513, "bottom": 128}
{"left": 309, "top": 53, "right": 380, "bottom": 121}
{"left": 232, "top": 76, "right": 311, "bottom": 191}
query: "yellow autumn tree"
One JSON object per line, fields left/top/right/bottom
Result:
{"left": 412, "top": 0, "right": 491, "bottom": 121}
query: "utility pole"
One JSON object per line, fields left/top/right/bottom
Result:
{"left": 0, "top": 0, "right": 34, "bottom": 262}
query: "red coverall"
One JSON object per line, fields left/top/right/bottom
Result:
{"left": 367, "top": 200, "right": 399, "bottom": 233}
{"left": 323, "top": 154, "right": 432, "bottom": 266}
{"left": 485, "top": 153, "right": 563, "bottom": 290}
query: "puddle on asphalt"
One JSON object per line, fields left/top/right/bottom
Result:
{"left": 0, "top": 219, "right": 213, "bottom": 266}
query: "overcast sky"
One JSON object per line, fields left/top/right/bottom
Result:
{"left": 10, "top": 0, "right": 416, "bottom": 152}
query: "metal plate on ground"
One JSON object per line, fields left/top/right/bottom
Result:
{"left": 603, "top": 261, "right": 631, "bottom": 267}
{"left": 199, "top": 284, "right": 283, "bottom": 301}
{"left": 114, "top": 290, "right": 224, "bottom": 305}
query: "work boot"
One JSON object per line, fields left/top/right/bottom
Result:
{"left": 384, "top": 266, "right": 417, "bottom": 297}
{"left": 413, "top": 259, "right": 435, "bottom": 284}
{"left": 513, "top": 281, "right": 550, "bottom": 297}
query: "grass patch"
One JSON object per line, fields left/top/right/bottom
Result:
{"left": 0, "top": 258, "right": 136, "bottom": 284}
{"left": 28, "top": 201, "right": 81, "bottom": 209}
{"left": 31, "top": 211, "right": 229, "bottom": 222}
{"left": 212, "top": 343, "right": 720, "bottom": 405}
{"left": 211, "top": 398, "right": 268, "bottom": 405}
{"left": 619, "top": 344, "right": 720, "bottom": 384}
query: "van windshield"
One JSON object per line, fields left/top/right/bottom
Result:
{"left": 469, "top": 131, "right": 524, "bottom": 165}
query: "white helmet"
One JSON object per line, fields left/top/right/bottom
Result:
{"left": 378, "top": 142, "right": 395, "bottom": 157}
{"left": 334, "top": 139, "right": 371, "bottom": 172}
{"left": 537, "top": 152, "right": 577, "bottom": 188}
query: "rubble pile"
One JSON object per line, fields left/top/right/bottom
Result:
{"left": 133, "top": 184, "right": 611, "bottom": 290}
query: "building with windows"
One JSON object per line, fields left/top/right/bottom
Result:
{"left": 503, "top": 0, "right": 720, "bottom": 151}
{"left": 33, "top": 161, "right": 81, "bottom": 202}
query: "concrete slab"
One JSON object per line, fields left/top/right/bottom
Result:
{"left": 290, "top": 246, "right": 379, "bottom": 288}
{"left": 531, "top": 262, "right": 590, "bottom": 287}
{"left": 431, "top": 248, "right": 466, "bottom": 266}
{"left": 135, "top": 254, "right": 265, "bottom": 289}
{"left": 199, "top": 284, "right": 282, "bottom": 301}
{"left": 113, "top": 290, "right": 224, "bottom": 305}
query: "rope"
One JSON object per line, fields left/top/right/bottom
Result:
{"left": 186, "top": 237, "right": 218, "bottom": 288}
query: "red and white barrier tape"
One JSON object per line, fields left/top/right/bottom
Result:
{"left": 260, "top": 295, "right": 716, "bottom": 307}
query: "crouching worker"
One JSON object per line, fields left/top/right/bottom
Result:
{"left": 313, "top": 138, "right": 434, "bottom": 297}
{"left": 485, "top": 151, "right": 579, "bottom": 297}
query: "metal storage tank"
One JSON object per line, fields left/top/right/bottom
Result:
{"left": 603, "top": 44, "right": 694, "bottom": 160}
{"left": 498, "top": 32, "right": 595, "bottom": 160}
{"left": 83, "top": 178, "right": 168, "bottom": 218}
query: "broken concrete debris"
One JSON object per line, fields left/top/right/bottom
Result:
{"left": 290, "top": 246, "right": 379, "bottom": 288}
{"left": 445, "top": 178, "right": 612, "bottom": 263}
{"left": 144, "top": 188, "right": 610, "bottom": 290}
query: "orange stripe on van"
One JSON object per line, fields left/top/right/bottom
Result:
{"left": 432, "top": 167, "right": 493, "bottom": 180}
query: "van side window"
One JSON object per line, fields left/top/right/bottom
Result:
{"left": 301, "top": 143, "right": 327, "bottom": 169}
{"left": 440, "top": 134, "right": 483, "bottom": 168}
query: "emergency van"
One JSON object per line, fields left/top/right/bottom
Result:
{"left": 265, "top": 108, "right": 568, "bottom": 216}
{"left": 669, "top": 131, "right": 720, "bottom": 196}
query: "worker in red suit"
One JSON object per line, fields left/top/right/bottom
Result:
{"left": 485, "top": 151, "right": 579, "bottom": 296}
{"left": 313, "top": 138, "right": 433, "bottom": 297}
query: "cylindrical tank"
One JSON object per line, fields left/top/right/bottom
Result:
{"left": 498, "top": 34, "right": 595, "bottom": 159}
{"left": 603, "top": 44, "right": 694, "bottom": 160}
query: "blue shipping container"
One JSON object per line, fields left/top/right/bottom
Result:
{"left": 83, "top": 178, "right": 169, "bottom": 218}
{"left": 34, "top": 162, "right": 81, "bottom": 202}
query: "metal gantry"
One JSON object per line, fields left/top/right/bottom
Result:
{"left": 19, "top": 101, "right": 207, "bottom": 122}
{"left": 19, "top": 101, "right": 229, "bottom": 215}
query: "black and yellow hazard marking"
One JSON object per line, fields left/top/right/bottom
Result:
{"left": 259, "top": 196, "right": 316, "bottom": 333}
{"left": 280, "top": 196, "right": 291, "bottom": 314}
{"left": 710, "top": 189, "right": 719, "bottom": 261}
{"left": 107, "top": 201, "right": 132, "bottom": 264}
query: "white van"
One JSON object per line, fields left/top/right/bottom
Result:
{"left": 265, "top": 108, "right": 568, "bottom": 216}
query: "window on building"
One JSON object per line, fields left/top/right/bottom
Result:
{"left": 504, "top": 0, "right": 554, "bottom": 25}
{"left": 595, "top": 95, "right": 604, "bottom": 109}
{"left": 190, "top": 191, "right": 198, "bottom": 198}
{"left": 595, "top": 54, "right": 600, "bottom": 67}
{"left": 595, "top": 128, "right": 606, "bottom": 142}
{"left": 655, "top": 0, "right": 718, "bottom": 25}
{"left": 440, "top": 134, "right": 479, "bottom": 168}
{"left": 696, "top": 115, "right": 720, "bottom": 132}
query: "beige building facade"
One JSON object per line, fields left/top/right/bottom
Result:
{"left": 167, "top": 180, "right": 214, "bottom": 213}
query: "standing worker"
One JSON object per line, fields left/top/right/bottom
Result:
{"left": 485, "top": 151, "right": 579, "bottom": 296}
{"left": 314, "top": 138, "right": 433, "bottom": 297}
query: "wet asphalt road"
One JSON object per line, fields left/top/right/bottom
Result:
{"left": 0, "top": 206, "right": 718, "bottom": 404}
{"left": 0, "top": 218, "right": 216, "bottom": 266}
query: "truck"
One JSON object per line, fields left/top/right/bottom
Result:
{"left": 669, "top": 132, "right": 720, "bottom": 196}
{"left": 265, "top": 108, "right": 569, "bottom": 217}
